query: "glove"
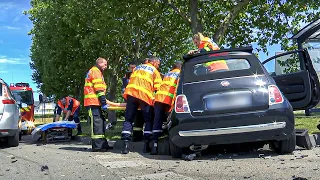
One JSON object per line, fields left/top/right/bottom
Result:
{"left": 102, "top": 104, "right": 109, "bottom": 111}
{"left": 106, "top": 123, "right": 114, "bottom": 130}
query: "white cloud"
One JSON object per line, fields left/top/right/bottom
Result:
{"left": 0, "top": 2, "right": 16, "bottom": 10}
{"left": 0, "top": 25, "right": 21, "bottom": 30}
{"left": 0, "top": 56, "right": 29, "bottom": 64}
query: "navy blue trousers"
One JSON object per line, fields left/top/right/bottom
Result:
{"left": 121, "top": 95, "right": 153, "bottom": 140}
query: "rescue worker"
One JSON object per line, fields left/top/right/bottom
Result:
{"left": 55, "top": 96, "right": 82, "bottom": 135}
{"left": 84, "top": 57, "right": 125, "bottom": 152}
{"left": 189, "top": 32, "right": 229, "bottom": 72}
{"left": 121, "top": 56, "right": 162, "bottom": 154}
{"left": 189, "top": 32, "right": 220, "bottom": 54}
{"left": 121, "top": 61, "right": 145, "bottom": 142}
{"left": 150, "top": 61, "right": 182, "bottom": 155}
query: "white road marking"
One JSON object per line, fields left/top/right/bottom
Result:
{"left": 121, "top": 172, "right": 194, "bottom": 180}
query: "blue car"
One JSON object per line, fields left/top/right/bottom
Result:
{"left": 167, "top": 46, "right": 320, "bottom": 158}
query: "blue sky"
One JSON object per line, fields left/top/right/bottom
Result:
{"left": 0, "top": 0, "right": 283, "bottom": 101}
{"left": 0, "top": 0, "right": 36, "bottom": 98}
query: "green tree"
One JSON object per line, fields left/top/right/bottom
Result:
{"left": 26, "top": 0, "right": 320, "bottom": 104}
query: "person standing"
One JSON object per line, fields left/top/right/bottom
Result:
{"left": 121, "top": 56, "right": 162, "bottom": 154}
{"left": 150, "top": 61, "right": 182, "bottom": 155}
{"left": 84, "top": 57, "right": 124, "bottom": 152}
{"left": 121, "top": 61, "right": 145, "bottom": 142}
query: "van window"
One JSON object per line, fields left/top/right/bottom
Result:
{"left": 193, "top": 58, "right": 251, "bottom": 76}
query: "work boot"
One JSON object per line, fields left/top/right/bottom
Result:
{"left": 150, "top": 140, "right": 158, "bottom": 155}
{"left": 132, "top": 131, "right": 143, "bottom": 142}
{"left": 121, "top": 140, "right": 130, "bottom": 154}
{"left": 143, "top": 140, "right": 151, "bottom": 153}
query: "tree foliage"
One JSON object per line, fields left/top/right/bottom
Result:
{"left": 26, "top": 0, "right": 320, "bottom": 103}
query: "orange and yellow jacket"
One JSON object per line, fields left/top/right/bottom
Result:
{"left": 57, "top": 96, "right": 80, "bottom": 115}
{"left": 124, "top": 63, "right": 162, "bottom": 105}
{"left": 154, "top": 68, "right": 180, "bottom": 112}
{"left": 84, "top": 66, "right": 107, "bottom": 107}
{"left": 199, "top": 37, "right": 220, "bottom": 51}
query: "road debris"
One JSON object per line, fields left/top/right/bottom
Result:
{"left": 11, "top": 160, "right": 17, "bottom": 163}
{"left": 259, "top": 154, "right": 271, "bottom": 159}
{"left": 183, "top": 154, "right": 196, "bottom": 161}
{"left": 292, "top": 175, "right": 307, "bottom": 180}
{"left": 211, "top": 157, "right": 219, "bottom": 161}
{"left": 41, "top": 165, "right": 49, "bottom": 172}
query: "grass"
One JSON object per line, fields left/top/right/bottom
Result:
{"left": 294, "top": 110, "right": 320, "bottom": 134}
{"left": 78, "top": 120, "right": 123, "bottom": 140}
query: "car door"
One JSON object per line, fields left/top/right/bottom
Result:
{"left": 262, "top": 49, "right": 320, "bottom": 110}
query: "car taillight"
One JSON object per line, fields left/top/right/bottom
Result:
{"left": 2, "top": 84, "right": 15, "bottom": 104}
{"left": 268, "top": 85, "right": 283, "bottom": 105}
{"left": 2, "top": 99, "right": 15, "bottom": 104}
{"left": 175, "top": 95, "right": 190, "bottom": 113}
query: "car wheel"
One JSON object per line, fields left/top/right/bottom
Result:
{"left": 7, "top": 131, "right": 19, "bottom": 147}
{"left": 272, "top": 131, "right": 296, "bottom": 154}
{"left": 169, "top": 138, "right": 183, "bottom": 158}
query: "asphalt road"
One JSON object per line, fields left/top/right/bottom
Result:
{"left": 0, "top": 136, "right": 320, "bottom": 180}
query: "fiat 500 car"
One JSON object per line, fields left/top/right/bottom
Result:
{"left": 167, "top": 47, "right": 320, "bottom": 158}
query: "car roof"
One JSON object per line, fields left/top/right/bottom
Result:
{"left": 183, "top": 46, "right": 254, "bottom": 62}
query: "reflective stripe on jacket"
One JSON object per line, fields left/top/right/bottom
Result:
{"left": 154, "top": 69, "right": 180, "bottom": 108}
{"left": 57, "top": 97, "right": 80, "bottom": 115}
{"left": 124, "top": 63, "right": 162, "bottom": 105}
{"left": 84, "top": 66, "right": 107, "bottom": 106}
{"left": 199, "top": 37, "right": 220, "bottom": 51}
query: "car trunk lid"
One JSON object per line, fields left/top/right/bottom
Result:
{"left": 183, "top": 75, "right": 270, "bottom": 116}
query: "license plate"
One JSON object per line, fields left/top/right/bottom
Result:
{"left": 205, "top": 91, "right": 252, "bottom": 111}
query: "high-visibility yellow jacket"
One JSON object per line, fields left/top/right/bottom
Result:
{"left": 154, "top": 68, "right": 180, "bottom": 110}
{"left": 84, "top": 66, "right": 107, "bottom": 106}
{"left": 199, "top": 37, "right": 220, "bottom": 51}
{"left": 124, "top": 63, "right": 162, "bottom": 105}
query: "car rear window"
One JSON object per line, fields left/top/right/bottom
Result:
{"left": 182, "top": 53, "right": 265, "bottom": 83}
{"left": 193, "top": 58, "right": 251, "bottom": 76}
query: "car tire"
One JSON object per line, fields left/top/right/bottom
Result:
{"left": 272, "top": 131, "right": 296, "bottom": 154}
{"left": 169, "top": 138, "right": 183, "bottom": 158}
{"left": 8, "top": 131, "right": 19, "bottom": 147}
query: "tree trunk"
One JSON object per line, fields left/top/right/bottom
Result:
{"left": 190, "top": 0, "right": 202, "bottom": 34}
{"left": 107, "top": 72, "right": 117, "bottom": 124}
{"left": 213, "top": 0, "right": 250, "bottom": 44}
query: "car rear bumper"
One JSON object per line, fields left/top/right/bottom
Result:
{"left": 178, "top": 122, "right": 286, "bottom": 137}
{"left": 0, "top": 129, "right": 19, "bottom": 137}
{"left": 169, "top": 106, "right": 294, "bottom": 148}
